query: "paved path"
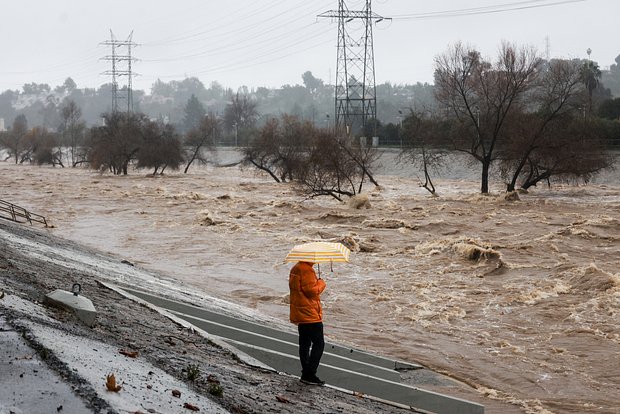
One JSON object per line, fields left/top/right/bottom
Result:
{"left": 123, "top": 287, "right": 485, "bottom": 414}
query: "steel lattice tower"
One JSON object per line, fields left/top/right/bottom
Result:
{"left": 101, "top": 30, "right": 138, "bottom": 113}
{"left": 319, "top": 1, "right": 388, "bottom": 136}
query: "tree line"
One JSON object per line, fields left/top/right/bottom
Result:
{"left": 0, "top": 42, "right": 618, "bottom": 198}
{"left": 244, "top": 42, "right": 617, "bottom": 197}
{"left": 0, "top": 94, "right": 378, "bottom": 201}
{"left": 0, "top": 90, "right": 265, "bottom": 175}
{"left": 0, "top": 72, "right": 429, "bottom": 136}
{"left": 400, "top": 42, "right": 617, "bottom": 194}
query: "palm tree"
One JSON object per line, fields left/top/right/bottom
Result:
{"left": 581, "top": 60, "right": 602, "bottom": 115}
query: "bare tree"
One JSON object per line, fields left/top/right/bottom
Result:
{"left": 399, "top": 109, "right": 449, "bottom": 194}
{"left": 243, "top": 114, "right": 380, "bottom": 201}
{"left": 335, "top": 138, "right": 381, "bottom": 191}
{"left": 297, "top": 133, "right": 379, "bottom": 201}
{"left": 243, "top": 118, "right": 284, "bottom": 182}
{"left": 499, "top": 59, "right": 586, "bottom": 191}
{"left": 59, "top": 100, "right": 86, "bottom": 167}
{"left": 28, "top": 127, "right": 63, "bottom": 167}
{"left": 0, "top": 115, "right": 28, "bottom": 164}
{"left": 296, "top": 132, "right": 361, "bottom": 201}
{"left": 242, "top": 115, "right": 312, "bottom": 182}
{"left": 184, "top": 114, "right": 219, "bottom": 173}
{"left": 512, "top": 118, "right": 613, "bottom": 190}
{"left": 277, "top": 115, "right": 316, "bottom": 181}
{"left": 224, "top": 93, "right": 258, "bottom": 144}
{"left": 434, "top": 42, "right": 542, "bottom": 193}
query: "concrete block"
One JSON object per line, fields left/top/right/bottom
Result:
{"left": 44, "top": 289, "right": 97, "bottom": 327}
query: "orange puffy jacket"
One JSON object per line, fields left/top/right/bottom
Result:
{"left": 289, "top": 261, "right": 326, "bottom": 325}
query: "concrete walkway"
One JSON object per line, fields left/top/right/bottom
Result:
{"left": 1, "top": 292, "right": 230, "bottom": 414}
{"left": 122, "top": 287, "right": 485, "bottom": 414}
{"left": 0, "top": 315, "right": 91, "bottom": 414}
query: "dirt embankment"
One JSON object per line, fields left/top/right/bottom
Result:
{"left": 0, "top": 219, "right": 414, "bottom": 414}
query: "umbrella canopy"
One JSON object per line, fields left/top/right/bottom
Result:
{"left": 284, "top": 241, "right": 351, "bottom": 263}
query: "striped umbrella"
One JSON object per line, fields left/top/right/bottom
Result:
{"left": 284, "top": 241, "right": 351, "bottom": 264}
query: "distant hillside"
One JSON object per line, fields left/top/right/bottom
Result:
{"left": 0, "top": 75, "right": 434, "bottom": 132}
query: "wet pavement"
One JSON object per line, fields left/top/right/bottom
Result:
{"left": 0, "top": 315, "right": 92, "bottom": 414}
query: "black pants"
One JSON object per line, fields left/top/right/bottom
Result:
{"left": 298, "top": 322, "right": 324, "bottom": 377}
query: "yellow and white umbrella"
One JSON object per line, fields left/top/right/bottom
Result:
{"left": 284, "top": 241, "right": 351, "bottom": 264}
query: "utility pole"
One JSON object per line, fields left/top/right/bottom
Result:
{"left": 101, "top": 30, "right": 138, "bottom": 113}
{"left": 318, "top": 1, "right": 389, "bottom": 138}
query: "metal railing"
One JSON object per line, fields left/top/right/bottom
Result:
{"left": 0, "top": 200, "right": 47, "bottom": 227}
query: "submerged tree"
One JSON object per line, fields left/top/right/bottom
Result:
{"left": 184, "top": 113, "right": 219, "bottom": 173}
{"left": 87, "top": 112, "right": 146, "bottom": 175}
{"left": 498, "top": 58, "right": 588, "bottom": 191}
{"left": 87, "top": 112, "right": 184, "bottom": 175}
{"left": 434, "top": 42, "right": 542, "bottom": 193}
{"left": 296, "top": 130, "right": 378, "bottom": 201}
{"left": 513, "top": 118, "right": 613, "bottom": 189}
{"left": 243, "top": 114, "right": 379, "bottom": 201}
{"left": 27, "top": 127, "right": 63, "bottom": 167}
{"left": 0, "top": 114, "right": 29, "bottom": 164}
{"left": 434, "top": 45, "right": 612, "bottom": 192}
{"left": 335, "top": 136, "right": 381, "bottom": 191}
{"left": 242, "top": 114, "right": 311, "bottom": 182}
{"left": 400, "top": 110, "right": 449, "bottom": 195}
{"left": 59, "top": 100, "right": 86, "bottom": 167}
{"left": 137, "top": 121, "right": 183, "bottom": 175}
{"left": 488, "top": 58, "right": 612, "bottom": 190}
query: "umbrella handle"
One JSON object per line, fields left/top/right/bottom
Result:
{"left": 317, "top": 263, "right": 321, "bottom": 278}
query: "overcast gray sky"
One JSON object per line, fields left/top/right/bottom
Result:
{"left": 1, "top": 0, "right": 617, "bottom": 93}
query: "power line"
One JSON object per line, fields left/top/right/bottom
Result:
{"left": 141, "top": 0, "right": 292, "bottom": 47}
{"left": 390, "top": 0, "right": 586, "bottom": 20}
{"left": 143, "top": 24, "right": 334, "bottom": 82}
{"left": 0, "top": 0, "right": 594, "bottom": 93}
{"left": 142, "top": 21, "right": 327, "bottom": 64}
{"left": 140, "top": 1, "right": 331, "bottom": 63}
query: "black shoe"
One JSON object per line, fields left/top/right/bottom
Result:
{"left": 300, "top": 375, "right": 325, "bottom": 386}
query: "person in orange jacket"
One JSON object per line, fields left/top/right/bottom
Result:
{"left": 289, "top": 261, "right": 326, "bottom": 385}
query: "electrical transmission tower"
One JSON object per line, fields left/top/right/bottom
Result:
{"left": 318, "top": 1, "right": 388, "bottom": 137}
{"left": 101, "top": 30, "right": 138, "bottom": 113}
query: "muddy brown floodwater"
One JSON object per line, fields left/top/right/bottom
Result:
{"left": 1, "top": 150, "right": 619, "bottom": 414}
